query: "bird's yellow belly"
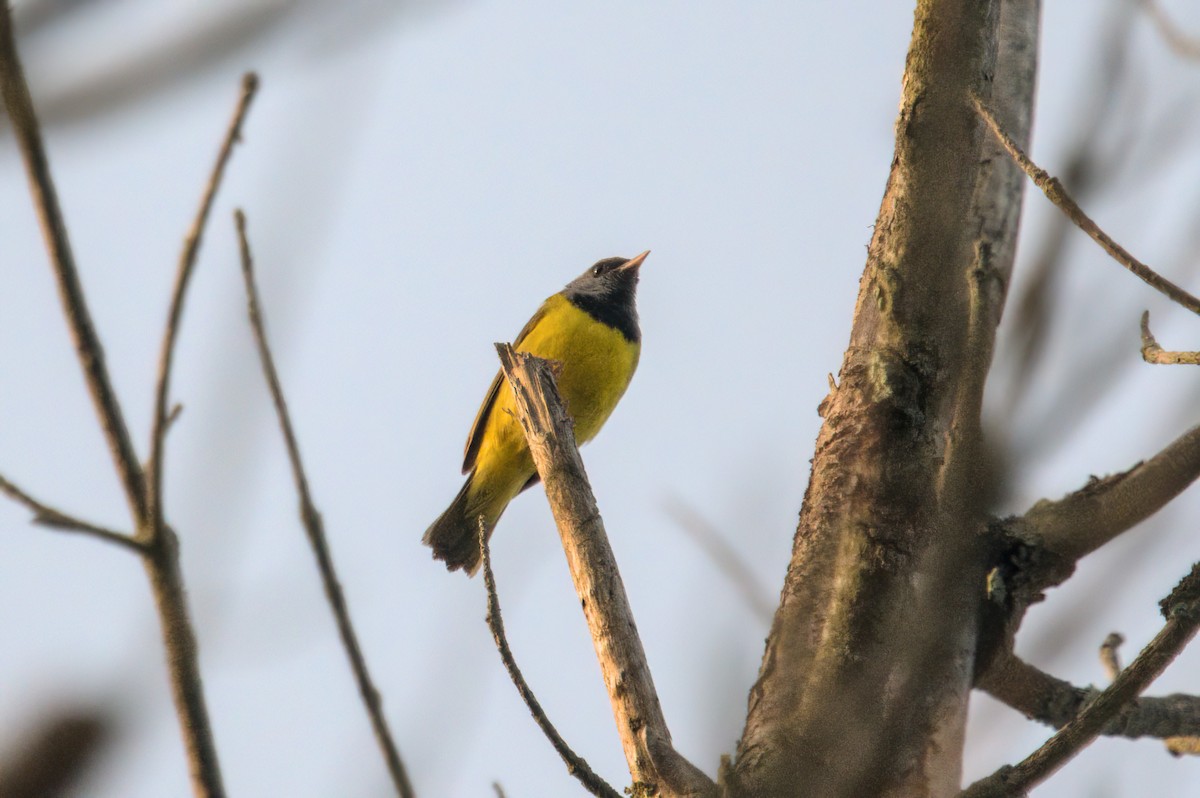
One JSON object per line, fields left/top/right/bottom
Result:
{"left": 473, "top": 295, "right": 640, "bottom": 498}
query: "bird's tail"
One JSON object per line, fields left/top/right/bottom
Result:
{"left": 423, "top": 475, "right": 501, "bottom": 576}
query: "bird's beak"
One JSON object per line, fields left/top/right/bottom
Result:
{"left": 619, "top": 250, "right": 650, "bottom": 272}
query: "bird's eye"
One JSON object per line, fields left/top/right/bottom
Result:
{"left": 592, "top": 265, "right": 603, "bottom": 276}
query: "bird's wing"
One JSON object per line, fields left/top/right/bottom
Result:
{"left": 462, "top": 300, "right": 549, "bottom": 474}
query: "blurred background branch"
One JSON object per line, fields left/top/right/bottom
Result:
{"left": 3, "top": 0, "right": 1200, "bottom": 795}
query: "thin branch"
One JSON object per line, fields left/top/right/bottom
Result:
{"left": 496, "top": 345, "right": 714, "bottom": 798}
{"left": 662, "top": 497, "right": 774, "bottom": 623}
{"left": 492, "top": 783, "right": 508, "bottom": 798}
{"left": 0, "top": 1, "right": 146, "bottom": 522}
{"left": 1141, "top": 0, "right": 1200, "bottom": 60}
{"left": 1086, "top": 629, "right": 1196, "bottom": 762}
{"left": 139, "top": 528, "right": 224, "bottom": 798}
{"left": 235, "top": 211, "right": 414, "bottom": 798}
{"left": 964, "top": 563, "right": 1200, "bottom": 797}
{"left": 1100, "top": 632, "right": 1125, "bottom": 682}
{"left": 1141, "top": 311, "right": 1200, "bottom": 365}
{"left": 0, "top": 472, "right": 143, "bottom": 553}
{"left": 1018, "top": 423, "right": 1200, "bottom": 560}
{"left": 479, "top": 520, "right": 621, "bottom": 798}
{"left": 979, "top": 651, "right": 1200, "bottom": 739}
{"left": 146, "top": 73, "right": 258, "bottom": 542}
{"left": 974, "top": 95, "right": 1200, "bottom": 318}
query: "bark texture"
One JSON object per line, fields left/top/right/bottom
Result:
{"left": 496, "top": 345, "right": 714, "bottom": 797}
{"left": 727, "top": 2, "right": 1039, "bottom": 795}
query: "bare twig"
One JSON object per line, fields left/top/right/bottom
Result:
{"left": 235, "top": 211, "right": 414, "bottom": 798}
{"left": 1018, "top": 424, "right": 1200, "bottom": 560}
{"left": 165, "top": 403, "right": 185, "bottom": 430}
{"left": 1100, "top": 632, "right": 1125, "bottom": 681}
{"left": 492, "top": 782, "right": 508, "bottom": 798}
{"left": 978, "top": 651, "right": 1200, "bottom": 739}
{"left": 1141, "top": 0, "right": 1200, "bottom": 60}
{"left": 0, "top": 472, "right": 143, "bottom": 553}
{"left": 479, "top": 520, "right": 621, "bottom": 798}
{"left": 662, "top": 497, "right": 774, "bottom": 623}
{"left": 1141, "top": 311, "right": 1200, "bottom": 365}
{"left": 0, "top": 1, "right": 146, "bottom": 522}
{"left": 146, "top": 73, "right": 258, "bottom": 542}
{"left": 974, "top": 96, "right": 1200, "bottom": 318}
{"left": 496, "top": 345, "right": 714, "bottom": 798}
{"left": 964, "top": 563, "right": 1200, "bottom": 797}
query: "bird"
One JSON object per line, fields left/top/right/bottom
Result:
{"left": 423, "top": 251, "right": 648, "bottom": 574}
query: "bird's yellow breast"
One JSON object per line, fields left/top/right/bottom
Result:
{"left": 472, "top": 293, "right": 640, "bottom": 492}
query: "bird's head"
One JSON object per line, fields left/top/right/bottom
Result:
{"left": 564, "top": 251, "right": 648, "bottom": 303}
{"left": 562, "top": 251, "right": 648, "bottom": 343}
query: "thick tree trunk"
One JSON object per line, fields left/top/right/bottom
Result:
{"left": 726, "top": 2, "right": 1039, "bottom": 796}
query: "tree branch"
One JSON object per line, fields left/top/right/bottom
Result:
{"left": 145, "top": 73, "right": 258, "bottom": 542}
{"left": 495, "top": 344, "right": 714, "bottom": 798}
{"left": 1093, "top": 632, "right": 1200, "bottom": 756}
{"left": 0, "top": 1, "right": 146, "bottom": 523}
{"left": 730, "top": 3, "right": 1018, "bottom": 794}
{"left": 979, "top": 651, "right": 1200, "bottom": 740}
{"left": 478, "top": 520, "right": 621, "bottom": 798}
{"left": 945, "top": 0, "right": 1040, "bottom": 455}
{"left": 1100, "top": 632, "right": 1125, "bottom": 682}
{"left": 965, "top": 563, "right": 1200, "bottom": 796}
{"left": 974, "top": 95, "right": 1200, "bottom": 318}
{"left": 1140, "top": 0, "right": 1200, "bottom": 60}
{"left": 1017, "top": 424, "right": 1200, "bottom": 561}
{"left": 1141, "top": 311, "right": 1200, "bottom": 365}
{"left": 2, "top": 10, "right": 225, "bottom": 795}
{"left": 235, "top": 211, "right": 414, "bottom": 798}
{"left": 0, "top": 472, "right": 143, "bottom": 553}
{"left": 1000, "top": 5, "right": 1134, "bottom": 420}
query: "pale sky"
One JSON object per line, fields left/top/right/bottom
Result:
{"left": 3, "top": 2, "right": 1200, "bottom": 796}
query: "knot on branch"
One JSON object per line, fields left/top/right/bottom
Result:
{"left": 1161, "top": 562, "right": 1200, "bottom": 619}
{"left": 992, "top": 517, "right": 1076, "bottom": 604}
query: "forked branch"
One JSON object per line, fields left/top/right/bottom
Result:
{"left": 1141, "top": 311, "right": 1200, "bottom": 366}
{"left": 146, "top": 72, "right": 259, "bottom": 542}
{"left": 1095, "top": 632, "right": 1200, "bottom": 756}
{"left": 0, "top": 473, "right": 143, "bottom": 553}
{"left": 965, "top": 563, "right": 1200, "bottom": 796}
{"left": 979, "top": 650, "right": 1200, "bottom": 741}
{"left": 495, "top": 345, "right": 714, "bottom": 798}
{"left": 1, "top": 8, "right": 226, "bottom": 796}
{"left": 0, "top": 2, "right": 146, "bottom": 522}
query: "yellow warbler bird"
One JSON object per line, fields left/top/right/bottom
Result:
{"left": 424, "top": 251, "right": 648, "bottom": 574}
